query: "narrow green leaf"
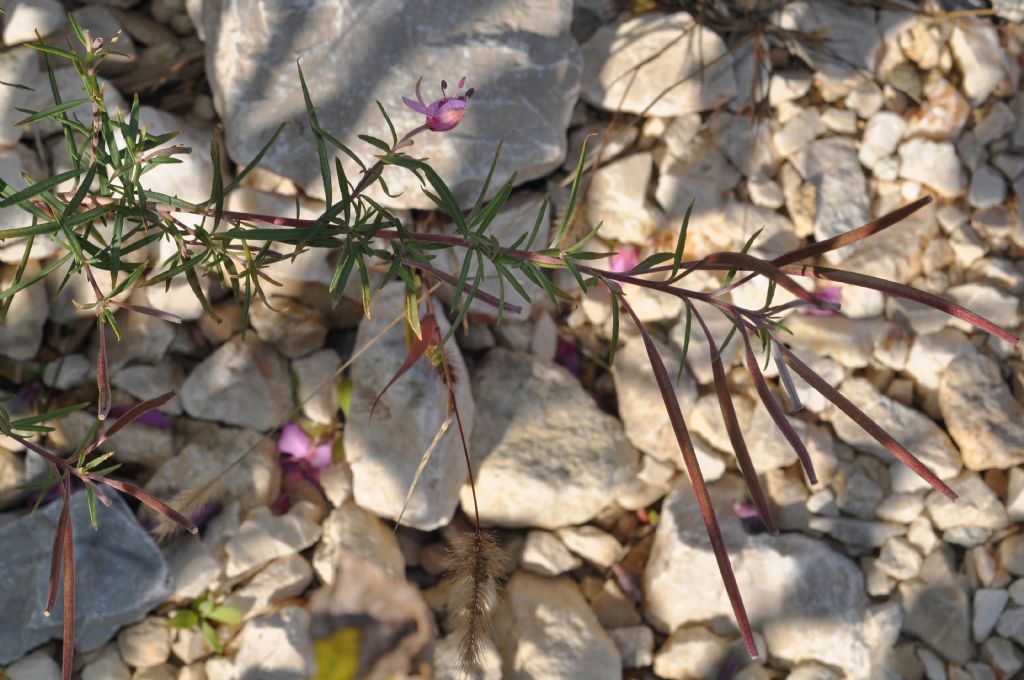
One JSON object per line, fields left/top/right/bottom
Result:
{"left": 296, "top": 60, "right": 331, "bottom": 207}
{"left": 375, "top": 100, "right": 398, "bottom": 146}
{"left": 671, "top": 198, "right": 695, "bottom": 278}
{"left": 0, "top": 168, "right": 82, "bottom": 208}
{"left": 722, "top": 226, "right": 765, "bottom": 287}
{"left": 358, "top": 134, "right": 390, "bottom": 152}
{"left": 15, "top": 98, "right": 89, "bottom": 126}
{"left": 549, "top": 135, "right": 591, "bottom": 249}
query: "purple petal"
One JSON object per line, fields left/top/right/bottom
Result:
{"left": 402, "top": 96, "right": 428, "bottom": 115}
{"left": 310, "top": 443, "right": 333, "bottom": 470}
{"left": 414, "top": 77, "right": 426, "bottom": 107}
{"left": 278, "top": 423, "right": 311, "bottom": 459}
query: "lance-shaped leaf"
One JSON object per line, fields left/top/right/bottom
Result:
{"left": 687, "top": 302, "right": 777, "bottom": 535}
{"left": 777, "top": 344, "right": 956, "bottom": 500}
{"left": 45, "top": 490, "right": 70, "bottom": 617}
{"left": 617, "top": 292, "right": 758, "bottom": 658}
{"left": 91, "top": 476, "right": 199, "bottom": 534}
{"left": 781, "top": 265, "right": 1020, "bottom": 347}
{"left": 369, "top": 314, "right": 439, "bottom": 422}
{"left": 83, "top": 391, "right": 178, "bottom": 457}
{"left": 60, "top": 485, "right": 75, "bottom": 680}
{"left": 736, "top": 321, "right": 817, "bottom": 484}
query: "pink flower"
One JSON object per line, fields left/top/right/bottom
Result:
{"left": 802, "top": 285, "right": 842, "bottom": 316}
{"left": 403, "top": 76, "right": 474, "bottom": 132}
{"left": 608, "top": 244, "right": 639, "bottom": 273}
{"left": 278, "top": 422, "right": 333, "bottom": 471}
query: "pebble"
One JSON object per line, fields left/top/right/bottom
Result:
{"left": 773, "top": 108, "right": 826, "bottom": 158}
{"left": 465, "top": 348, "right": 637, "bottom": 529}
{"left": 312, "top": 501, "right": 404, "bottom": 585}
{"left": 900, "top": 551, "right": 973, "bottom": 664}
{"left": 653, "top": 626, "right": 730, "bottom": 679}
{"left": 926, "top": 473, "right": 1008, "bottom": 532}
{"left": 249, "top": 296, "right": 328, "bottom": 359}
{"left": 224, "top": 555, "right": 312, "bottom": 621}
{"left": 646, "top": 475, "right": 896, "bottom": 677}
{"left": 117, "top": 618, "right": 172, "bottom": 670}
{"left": 6, "top": 651, "right": 60, "bottom": 680}
{"left": 769, "top": 69, "right": 812, "bottom": 105}
{"left": 163, "top": 534, "right": 221, "bottom": 601}
{"left": 969, "top": 164, "right": 1007, "bottom": 209}
{"left": 581, "top": 12, "right": 736, "bottom": 116}
{"left": 939, "top": 348, "right": 1024, "bottom": 471}
{"left": 3, "top": 0, "right": 66, "bottom": 45}
{"left": 609, "top": 625, "right": 655, "bottom": 669}
{"left": 898, "top": 138, "right": 966, "bottom": 197}
{"left": 556, "top": 525, "right": 623, "bottom": 569}
{"left": 908, "top": 77, "right": 970, "bottom": 139}
{"left": 827, "top": 377, "right": 961, "bottom": 493}
{"left": 180, "top": 337, "right": 291, "bottom": 430}
{"left": 974, "top": 589, "right": 1010, "bottom": 642}
{"left": 0, "top": 263, "right": 48, "bottom": 362}
{"left": 974, "top": 101, "right": 1017, "bottom": 146}
{"left": 859, "top": 112, "right": 907, "bottom": 170}
{"left": 876, "top": 536, "right": 923, "bottom": 580}
{"left": 520, "top": 530, "right": 582, "bottom": 576}
{"left": 1001, "top": 535, "right": 1024, "bottom": 577}
{"left": 231, "top": 606, "right": 315, "bottom": 680}
{"left": 950, "top": 21, "right": 1007, "bottom": 104}
{"left": 747, "top": 174, "right": 785, "bottom": 209}
{"left": 223, "top": 503, "right": 321, "bottom": 578}
{"left": 793, "top": 137, "right": 871, "bottom": 259}
{"left": 982, "top": 636, "right": 1024, "bottom": 677}
{"left": 493, "top": 572, "right": 621, "bottom": 678}
{"left": 585, "top": 152, "right": 660, "bottom": 244}
{"left": 291, "top": 350, "right": 341, "bottom": 425}
{"left": 875, "top": 493, "right": 924, "bottom": 524}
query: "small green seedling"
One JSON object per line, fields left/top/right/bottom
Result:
{"left": 169, "top": 592, "right": 242, "bottom": 654}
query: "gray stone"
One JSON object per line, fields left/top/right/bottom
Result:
{"left": 974, "top": 589, "right": 1009, "bottom": 643}
{"left": 585, "top": 153, "right": 660, "bottom": 244}
{"left": 520, "top": 530, "right": 581, "bottom": 576}
{"left": 769, "top": 69, "right": 812, "bottom": 105}
{"left": 81, "top": 644, "right": 130, "bottom": 680}
{"left": 0, "top": 49, "right": 38, "bottom": 147}
{"left": 292, "top": 350, "right": 341, "bottom": 425}
{"left": 859, "top": 112, "right": 907, "bottom": 170}
{"left": 204, "top": 0, "right": 581, "bottom": 209}
{"left": 492, "top": 571, "right": 620, "bottom": 679}
{"left": 773, "top": 108, "right": 825, "bottom": 158}
{"left": 231, "top": 606, "right": 315, "bottom": 680}
{"left": 1001, "top": 536, "right": 1024, "bottom": 577}
{"left": 6, "top": 651, "right": 60, "bottom": 680}
{"left": 612, "top": 335, "right": 723, "bottom": 478}
{"left": 555, "top": 525, "right": 622, "bottom": 569}
{"left": 645, "top": 474, "right": 899, "bottom": 678}
{"left": 899, "top": 138, "right": 966, "bottom": 197}
{"left": 181, "top": 336, "right": 291, "bottom": 430}
{"left": 653, "top": 626, "right": 730, "bottom": 680}
{"left": 0, "top": 491, "right": 173, "bottom": 664}
{"left": 465, "top": 348, "right": 637, "bottom": 529}
{"left": 775, "top": 1, "right": 880, "bottom": 97}
{"left": 939, "top": 349, "right": 1024, "bottom": 471}
{"left": 581, "top": 12, "right": 735, "bottom": 116}
{"left": 900, "top": 551, "right": 973, "bottom": 664}
{"left": 0, "top": 263, "right": 48, "bottom": 362}
{"left": 969, "top": 164, "right": 1007, "bottom": 210}
{"left": 249, "top": 296, "right": 328, "bottom": 359}
{"left": 926, "top": 473, "right": 1008, "bottom": 532}
{"left": 950, "top": 21, "right": 1008, "bottom": 104}
{"left": 807, "top": 516, "right": 905, "bottom": 550}
{"left": 223, "top": 503, "right": 321, "bottom": 578}
{"left": 145, "top": 421, "right": 280, "bottom": 514}
{"left": 3, "top": 0, "right": 66, "bottom": 45}
{"left": 345, "top": 284, "right": 473, "bottom": 531}
{"left": 312, "top": 501, "right": 404, "bottom": 585}
{"left": 223, "top": 555, "right": 312, "bottom": 621}
{"left": 609, "top": 626, "right": 654, "bottom": 669}
{"left": 876, "top": 536, "right": 922, "bottom": 581}
{"left": 117, "top": 617, "right": 172, "bottom": 669}
{"left": 111, "top": 363, "right": 185, "bottom": 416}
{"left": 827, "top": 377, "right": 961, "bottom": 493}
{"left": 792, "top": 137, "right": 870, "bottom": 260}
